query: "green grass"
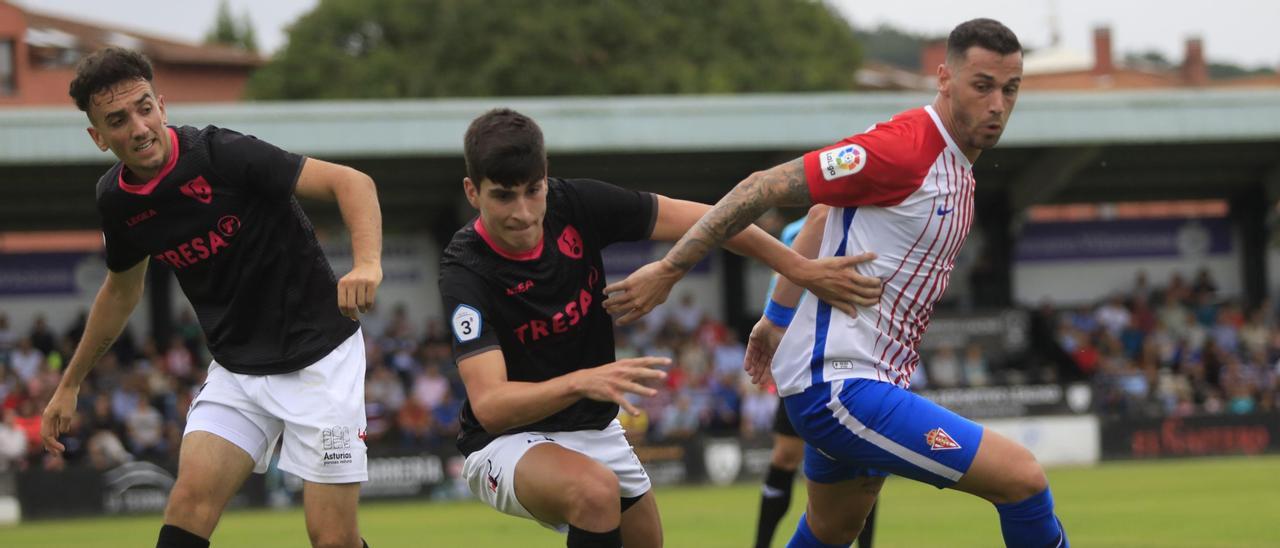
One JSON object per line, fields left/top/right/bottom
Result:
{"left": 2, "top": 455, "right": 1278, "bottom": 547}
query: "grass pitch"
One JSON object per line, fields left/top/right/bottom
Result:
{"left": 2, "top": 455, "right": 1277, "bottom": 547}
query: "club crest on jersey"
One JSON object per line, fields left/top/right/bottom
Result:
{"left": 820, "top": 144, "right": 866, "bottom": 181}
{"left": 558, "top": 225, "right": 584, "bottom": 259}
{"left": 452, "top": 304, "right": 482, "bottom": 343}
{"left": 180, "top": 176, "right": 213, "bottom": 204}
{"left": 925, "top": 428, "right": 961, "bottom": 451}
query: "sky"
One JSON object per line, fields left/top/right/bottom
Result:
{"left": 13, "top": 0, "right": 1280, "bottom": 69}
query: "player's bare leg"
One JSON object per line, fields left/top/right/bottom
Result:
{"left": 951, "top": 428, "right": 1045, "bottom": 503}
{"left": 160, "top": 432, "right": 255, "bottom": 543}
{"left": 951, "top": 428, "right": 1068, "bottom": 547}
{"left": 515, "top": 443, "right": 625, "bottom": 546}
{"left": 619, "top": 490, "right": 662, "bottom": 547}
{"left": 797, "top": 476, "right": 883, "bottom": 545}
{"left": 302, "top": 482, "right": 363, "bottom": 548}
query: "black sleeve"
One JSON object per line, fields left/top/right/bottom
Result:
{"left": 205, "top": 126, "right": 305, "bottom": 201}
{"left": 439, "top": 267, "right": 502, "bottom": 363}
{"left": 99, "top": 207, "right": 147, "bottom": 273}
{"left": 560, "top": 178, "right": 657, "bottom": 247}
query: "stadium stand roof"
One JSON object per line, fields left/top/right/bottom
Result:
{"left": 2, "top": 89, "right": 1279, "bottom": 165}
{"left": 1, "top": 89, "right": 1279, "bottom": 231}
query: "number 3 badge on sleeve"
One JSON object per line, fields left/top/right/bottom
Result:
{"left": 452, "top": 304, "right": 482, "bottom": 343}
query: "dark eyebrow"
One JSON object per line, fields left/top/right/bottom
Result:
{"left": 103, "top": 92, "right": 154, "bottom": 121}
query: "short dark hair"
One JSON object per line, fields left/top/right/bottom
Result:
{"left": 463, "top": 108, "right": 547, "bottom": 188}
{"left": 947, "top": 18, "right": 1021, "bottom": 63}
{"left": 68, "top": 47, "right": 155, "bottom": 113}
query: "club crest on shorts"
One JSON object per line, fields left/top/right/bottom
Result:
{"left": 452, "top": 304, "right": 482, "bottom": 343}
{"left": 819, "top": 144, "right": 866, "bottom": 181}
{"left": 925, "top": 428, "right": 961, "bottom": 451}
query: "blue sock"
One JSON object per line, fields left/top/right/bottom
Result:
{"left": 785, "top": 513, "right": 851, "bottom": 548}
{"left": 994, "top": 488, "right": 1069, "bottom": 548}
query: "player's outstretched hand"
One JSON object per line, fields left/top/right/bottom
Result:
{"left": 603, "top": 260, "right": 686, "bottom": 326}
{"left": 788, "top": 251, "right": 881, "bottom": 318}
{"left": 745, "top": 317, "right": 785, "bottom": 386}
{"left": 41, "top": 385, "right": 79, "bottom": 455}
{"left": 572, "top": 357, "right": 670, "bottom": 415}
{"left": 338, "top": 262, "right": 383, "bottom": 320}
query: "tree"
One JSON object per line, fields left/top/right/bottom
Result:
{"left": 856, "top": 23, "right": 941, "bottom": 72}
{"left": 249, "top": 0, "right": 862, "bottom": 99}
{"left": 205, "top": 0, "right": 258, "bottom": 53}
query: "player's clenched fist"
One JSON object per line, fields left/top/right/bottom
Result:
{"left": 569, "top": 357, "right": 671, "bottom": 415}
{"left": 338, "top": 262, "right": 382, "bottom": 320}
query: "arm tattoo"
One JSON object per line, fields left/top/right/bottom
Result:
{"left": 90, "top": 337, "right": 113, "bottom": 362}
{"left": 665, "top": 158, "right": 811, "bottom": 271}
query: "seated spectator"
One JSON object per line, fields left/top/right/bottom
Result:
{"left": 10, "top": 337, "right": 43, "bottom": 383}
{"left": 397, "top": 397, "right": 434, "bottom": 449}
{"left": 0, "top": 408, "right": 28, "bottom": 471}
{"left": 125, "top": 398, "right": 165, "bottom": 461}
{"left": 411, "top": 363, "right": 450, "bottom": 409}
{"left": 658, "top": 392, "right": 699, "bottom": 441}
{"left": 926, "top": 345, "right": 963, "bottom": 388}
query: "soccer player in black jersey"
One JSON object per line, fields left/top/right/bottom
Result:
{"left": 439, "top": 109, "right": 882, "bottom": 548}
{"left": 40, "top": 48, "right": 383, "bottom": 548}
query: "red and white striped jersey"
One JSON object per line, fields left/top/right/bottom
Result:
{"left": 772, "top": 105, "right": 975, "bottom": 397}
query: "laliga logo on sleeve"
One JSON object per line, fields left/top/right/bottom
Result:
{"left": 180, "top": 176, "right": 213, "bottom": 204}
{"left": 820, "top": 144, "right": 866, "bottom": 181}
{"left": 557, "top": 225, "right": 584, "bottom": 259}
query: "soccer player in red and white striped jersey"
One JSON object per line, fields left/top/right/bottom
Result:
{"left": 606, "top": 18, "right": 1068, "bottom": 548}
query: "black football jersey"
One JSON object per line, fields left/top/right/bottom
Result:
{"left": 96, "top": 125, "right": 358, "bottom": 375}
{"left": 440, "top": 178, "right": 657, "bottom": 456}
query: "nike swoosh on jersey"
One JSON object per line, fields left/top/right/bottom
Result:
{"left": 936, "top": 206, "right": 955, "bottom": 216}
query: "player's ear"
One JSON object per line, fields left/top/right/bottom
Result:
{"left": 86, "top": 126, "right": 108, "bottom": 152}
{"left": 156, "top": 93, "right": 167, "bottom": 125}
{"left": 463, "top": 177, "right": 480, "bottom": 208}
{"left": 937, "top": 62, "right": 953, "bottom": 97}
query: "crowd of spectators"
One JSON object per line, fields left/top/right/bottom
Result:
{"left": 1023, "top": 269, "right": 1279, "bottom": 418}
{"left": 3, "top": 266, "right": 1278, "bottom": 473}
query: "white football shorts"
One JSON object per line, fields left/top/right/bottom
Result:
{"left": 184, "top": 329, "right": 367, "bottom": 484}
{"left": 462, "top": 419, "right": 651, "bottom": 531}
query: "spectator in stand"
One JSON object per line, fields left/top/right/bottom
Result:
{"left": 0, "top": 312, "right": 18, "bottom": 358}
{"left": 28, "top": 315, "right": 56, "bottom": 356}
{"left": 10, "top": 337, "right": 43, "bottom": 383}
{"left": 739, "top": 384, "right": 778, "bottom": 437}
{"left": 658, "top": 392, "right": 699, "bottom": 441}
{"left": 0, "top": 408, "right": 28, "bottom": 471}
{"left": 1095, "top": 294, "right": 1132, "bottom": 339}
{"left": 125, "top": 397, "right": 165, "bottom": 460}
{"left": 367, "top": 364, "right": 406, "bottom": 413}
{"left": 397, "top": 396, "right": 434, "bottom": 449}
{"left": 163, "top": 335, "right": 195, "bottom": 383}
{"left": 411, "top": 362, "right": 451, "bottom": 410}
{"left": 430, "top": 389, "right": 461, "bottom": 441}
{"left": 669, "top": 292, "right": 704, "bottom": 333}
{"left": 87, "top": 428, "right": 133, "bottom": 470}
{"left": 1191, "top": 267, "right": 1218, "bottom": 298}
{"left": 927, "top": 344, "right": 964, "bottom": 388}
{"left": 963, "top": 342, "right": 992, "bottom": 387}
